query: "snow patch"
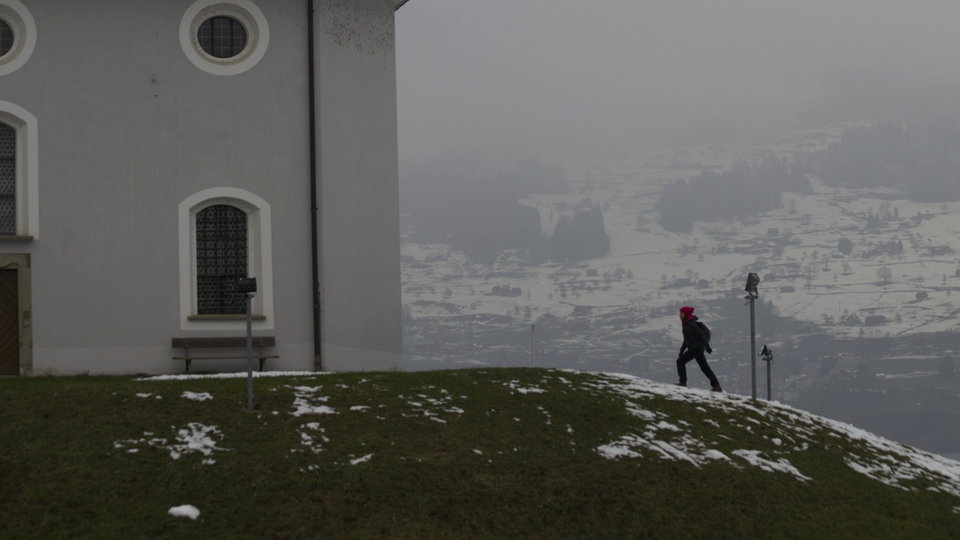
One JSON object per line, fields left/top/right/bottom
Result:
{"left": 350, "top": 454, "right": 373, "bottom": 465}
{"left": 168, "top": 505, "right": 200, "bottom": 520}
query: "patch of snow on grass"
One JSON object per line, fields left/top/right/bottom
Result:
{"left": 181, "top": 391, "right": 213, "bottom": 401}
{"left": 168, "top": 505, "right": 200, "bottom": 520}
{"left": 504, "top": 380, "right": 545, "bottom": 394}
{"left": 114, "top": 423, "right": 228, "bottom": 461}
{"left": 298, "top": 423, "right": 329, "bottom": 454}
{"left": 584, "top": 370, "right": 960, "bottom": 494}
{"left": 732, "top": 450, "right": 811, "bottom": 482}
{"left": 290, "top": 386, "right": 336, "bottom": 417}
{"left": 350, "top": 454, "right": 373, "bottom": 465}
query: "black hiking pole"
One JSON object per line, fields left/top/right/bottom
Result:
{"left": 745, "top": 273, "right": 760, "bottom": 401}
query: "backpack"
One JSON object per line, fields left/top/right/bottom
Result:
{"left": 696, "top": 321, "right": 711, "bottom": 344}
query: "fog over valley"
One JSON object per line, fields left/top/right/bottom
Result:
{"left": 394, "top": 0, "right": 960, "bottom": 458}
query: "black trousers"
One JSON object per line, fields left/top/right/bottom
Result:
{"left": 677, "top": 349, "right": 719, "bottom": 387}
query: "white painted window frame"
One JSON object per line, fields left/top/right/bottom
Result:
{"left": 180, "top": 0, "right": 269, "bottom": 76}
{"left": 178, "top": 187, "right": 274, "bottom": 330}
{"left": 0, "top": 100, "right": 38, "bottom": 238}
{"left": 0, "top": 0, "right": 37, "bottom": 77}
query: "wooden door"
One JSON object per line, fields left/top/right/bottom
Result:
{"left": 0, "top": 269, "right": 18, "bottom": 375}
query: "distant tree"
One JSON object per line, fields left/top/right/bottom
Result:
{"left": 876, "top": 266, "right": 893, "bottom": 283}
{"left": 842, "top": 262, "right": 853, "bottom": 275}
{"left": 838, "top": 237, "right": 854, "bottom": 255}
{"left": 550, "top": 208, "right": 610, "bottom": 261}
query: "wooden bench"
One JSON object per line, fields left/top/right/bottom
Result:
{"left": 172, "top": 337, "right": 278, "bottom": 373}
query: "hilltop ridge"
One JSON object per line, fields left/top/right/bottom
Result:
{"left": 3, "top": 368, "right": 958, "bottom": 538}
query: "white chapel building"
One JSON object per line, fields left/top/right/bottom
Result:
{"left": 0, "top": 0, "right": 409, "bottom": 375}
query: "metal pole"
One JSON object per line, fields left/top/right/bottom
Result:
{"left": 246, "top": 293, "right": 254, "bottom": 412}
{"left": 766, "top": 355, "right": 772, "bottom": 401}
{"left": 750, "top": 295, "right": 757, "bottom": 401}
{"left": 531, "top": 324, "right": 536, "bottom": 367}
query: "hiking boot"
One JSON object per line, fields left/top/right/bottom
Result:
{"left": 675, "top": 382, "right": 687, "bottom": 387}
{"left": 711, "top": 385, "right": 723, "bottom": 392}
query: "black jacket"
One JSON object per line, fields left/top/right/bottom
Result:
{"left": 680, "top": 316, "right": 709, "bottom": 355}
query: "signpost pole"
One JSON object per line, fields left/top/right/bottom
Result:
{"left": 238, "top": 277, "right": 258, "bottom": 413}
{"left": 767, "top": 352, "right": 772, "bottom": 400}
{"left": 750, "top": 294, "right": 756, "bottom": 400}
{"left": 745, "top": 272, "right": 760, "bottom": 402}
{"left": 246, "top": 292, "right": 253, "bottom": 412}
{"left": 531, "top": 324, "right": 536, "bottom": 367}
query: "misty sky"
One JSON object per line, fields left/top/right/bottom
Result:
{"left": 396, "top": 0, "right": 960, "bottom": 161}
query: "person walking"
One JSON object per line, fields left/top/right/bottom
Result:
{"left": 676, "top": 306, "right": 722, "bottom": 392}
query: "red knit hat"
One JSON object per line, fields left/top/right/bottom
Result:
{"left": 679, "top": 306, "right": 695, "bottom": 321}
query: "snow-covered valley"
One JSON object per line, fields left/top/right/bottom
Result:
{"left": 400, "top": 120, "right": 960, "bottom": 455}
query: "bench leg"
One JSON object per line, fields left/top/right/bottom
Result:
{"left": 259, "top": 358, "right": 264, "bottom": 372}
{"left": 186, "top": 359, "right": 191, "bottom": 373}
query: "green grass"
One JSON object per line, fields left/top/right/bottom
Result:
{"left": 1, "top": 368, "right": 959, "bottom": 539}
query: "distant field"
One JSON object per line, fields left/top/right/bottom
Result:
{"left": 2, "top": 368, "right": 960, "bottom": 539}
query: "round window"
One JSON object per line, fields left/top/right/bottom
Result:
{"left": 197, "top": 16, "right": 247, "bottom": 59}
{"left": 0, "top": 0, "right": 36, "bottom": 76}
{"left": 0, "top": 19, "right": 13, "bottom": 58}
{"left": 180, "top": 0, "right": 269, "bottom": 76}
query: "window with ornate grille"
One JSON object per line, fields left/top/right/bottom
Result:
{"left": 0, "top": 123, "right": 15, "bottom": 236}
{"left": 196, "top": 204, "right": 248, "bottom": 315}
{"left": 197, "top": 16, "right": 247, "bottom": 59}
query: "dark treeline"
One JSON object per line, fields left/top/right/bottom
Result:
{"left": 656, "top": 152, "right": 811, "bottom": 233}
{"left": 400, "top": 151, "right": 567, "bottom": 263}
{"left": 550, "top": 207, "right": 610, "bottom": 261}
{"left": 812, "top": 118, "right": 960, "bottom": 202}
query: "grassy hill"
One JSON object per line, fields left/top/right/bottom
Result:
{"left": 2, "top": 368, "right": 959, "bottom": 539}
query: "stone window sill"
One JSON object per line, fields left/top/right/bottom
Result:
{"left": 188, "top": 314, "right": 267, "bottom": 321}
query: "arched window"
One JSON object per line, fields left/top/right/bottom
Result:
{"left": 0, "top": 122, "right": 14, "bottom": 235}
{"left": 0, "top": 101, "right": 37, "bottom": 239}
{"left": 196, "top": 204, "right": 248, "bottom": 315}
{"left": 179, "top": 187, "right": 274, "bottom": 330}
